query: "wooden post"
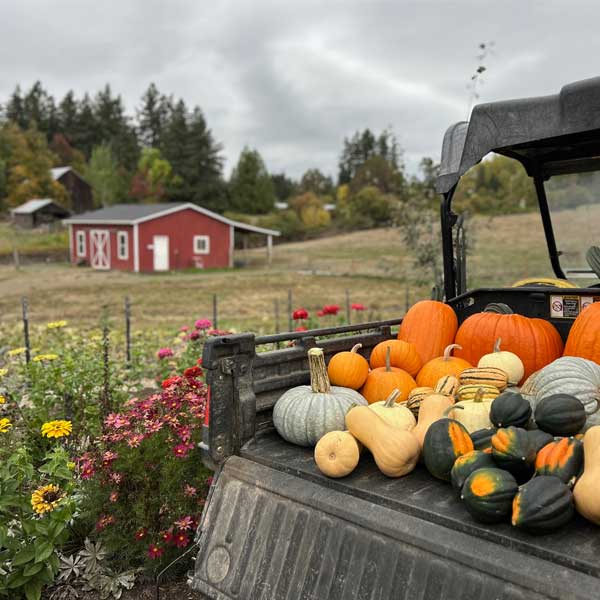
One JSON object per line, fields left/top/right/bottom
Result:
{"left": 266, "top": 235, "right": 273, "bottom": 266}
{"left": 21, "top": 297, "right": 31, "bottom": 364}
{"left": 212, "top": 294, "right": 218, "bottom": 330}
{"left": 405, "top": 284, "right": 410, "bottom": 314}
{"left": 274, "top": 299, "right": 281, "bottom": 349}
{"left": 124, "top": 296, "right": 131, "bottom": 367}
{"left": 345, "top": 289, "right": 351, "bottom": 325}
{"left": 13, "top": 247, "right": 20, "bottom": 270}
{"left": 287, "top": 289, "right": 293, "bottom": 332}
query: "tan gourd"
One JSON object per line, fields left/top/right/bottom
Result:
{"left": 573, "top": 426, "right": 600, "bottom": 525}
{"left": 345, "top": 406, "right": 420, "bottom": 477}
{"left": 435, "top": 375, "right": 460, "bottom": 397}
{"left": 412, "top": 392, "right": 455, "bottom": 449}
{"left": 314, "top": 430, "right": 361, "bottom": 478}
{"left": 369, "top": 389, "right": 416, "bottom": 431}
{"left": 445, "top": 387, "right": 493, "bottom": 433}
{"left": 406, "top": 387, "right": 434, "bottom": 418}
{"left": 478, "top": 338, "right": 525, "bottom": 385}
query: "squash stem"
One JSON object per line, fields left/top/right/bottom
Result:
{"left": 350, "top": 343, "right": 362, "bottom": 354}
{"left": 494, "top": 338, "right": 502, "bottom": 353}
{"left": 385, "top": 346, "right": 391, "bottom": 372}
{"left": 308, "top": 347, "right": 331, "bottom": 393}
{"left": 443, "top": 343, "right": 462, "bottom": 361}
{"left": 474, "top": 387, "right": 485, "bottom": 403}
{"left": 384, "top": 389, "right": 401, "bottom": 407}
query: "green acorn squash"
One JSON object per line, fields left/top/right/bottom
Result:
{"left": 491, "top": 427, "right": 536, "bottom": 482}
{"left": 489, "top": 391, "right": 531, "bottom": 428}
{"left": 423, "top": 418, "right": 473, "bottom": 481}
{"left": 451, "top": 450, "right": 496, "bottom": 493}
{"left": 527, "top": 429, "right": 554, "bottom": 454}
{"left": 535, "top": 437, "right": 583, "bottom": 484}
{"left": 471, "top": 427, "right": 497, "bottom": 451}
{"left": 461, "top": 467, "right": 518, "bottom": 523}
{"left": 534, "top": 394, "right": 587, "bottom": 436}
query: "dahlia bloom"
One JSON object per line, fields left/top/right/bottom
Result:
{"left": 194, "top": 319, "right": 212, "bottom": 330}
{"left": 292, "top": 308, "right": 308, "bottom": 320}
{"left": 157, "top": 347, "right": 174, "bottom": 359}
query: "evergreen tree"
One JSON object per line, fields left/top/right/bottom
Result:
{"left": 72, "top": 93, "right": 98, "bottom": 158}
{"left": 57, "top": 91, "right": 79, "bottom": 142}
{"left": 137, "top": 83, "right": 169, "bottom": 148}
{"left": 270, "top": 173, "right": 297, "bottom": 202}
{"left": 229, "top": 147, "right": 275, "bottom": 214}
{"left": 4, "top": 86, "right": 27, "bottom": 129}
{"left": 299, "top": 168, "right": 333, "bottom": 196}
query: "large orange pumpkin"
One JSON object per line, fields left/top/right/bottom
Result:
{"left": 398, "top": 301, "right": 458, "bottom": 364}
{"left": 564, "top": 302, "right": 600, "bottom": 365}
{"left": 416, "top": 344, "right": 473, "bottom": 388}
{"left": 361, "top": 347, "right": 416, "bottom": 404}
{"left": 454, "top": 312, "right": 563, "bottom": 382}
{"left": 369, "top": 340, "right": 422, "bottom": 376}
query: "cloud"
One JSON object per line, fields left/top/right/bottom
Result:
{"left": 1, "top": 0, "right": 599, "bottom": 180}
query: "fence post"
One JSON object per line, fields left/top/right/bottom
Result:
{"left": 287, "top": 289, "right": 293, "bottom": 332}
{"left": 21, "top": 297, "right": 31, "bottom": 364}
{"left": 274, "top": 299, "right": 281, "bottom": 349}
{"left": 124, "top": 296, "right": 131, "bottom": 368}
{"left": 405, "top": 284, "right": 410, "bottom": 314}
{"left": 212, "top": 294, "right": 218, "bottom": 330}
{"left": 345, "top": 289, "right": 351, "bottom": 325}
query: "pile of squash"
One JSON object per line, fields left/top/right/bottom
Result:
{"left": 272, "top": 300, "right": 600, "bottom": 534}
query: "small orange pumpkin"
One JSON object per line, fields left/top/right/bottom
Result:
{"left": 369, "top": 340, "right": 422, "bottom": 377}
{"left": 416, "top": 344, "right": 473, "bottom": 388}
{"left": 360, "top": 347, "right": 416, "bottom": 404}
{"left": 327, "top": 343, "right": 369, "bottom": 390}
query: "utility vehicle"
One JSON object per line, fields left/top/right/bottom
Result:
{"left": 190, "top": 77, "right": 600, "bottom": 599}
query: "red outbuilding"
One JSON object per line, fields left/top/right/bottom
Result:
{"left": 63, "top": 203, "right": 280, "bottom": 272}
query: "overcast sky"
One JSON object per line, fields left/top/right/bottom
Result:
{"left": 1, "top": 1, "right": 599, "bottom": 179}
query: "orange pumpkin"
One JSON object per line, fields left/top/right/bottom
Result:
{"left": 398, "top": 301, "right": 458, "bottom": 364}
{"left": 564, "top": 302, "right": 600, "bottom": 364}
{"left": 454, "top": 311, "right": 563, "bottom": 381}
{"left": 327, "top": 343, "right": 369, "bottom": 389}
{"left": 369, "top": 340, "right": 422, "bottom": 377}
{"left": 416, "top": 344, "right": 473, "bottom": 388}
{"left": 360, "top": 347, "right": 416, "bottom": 404}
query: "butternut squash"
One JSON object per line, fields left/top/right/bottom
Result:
{"left": 345, "top": 406, "right": 419, "bottom": 477}
{"left": 413, "top": 392, "right": 455, "bottom": 449}
{"left": 314, "top": 430, "right": 361, "bottom": 478}
{"left": 573, "top": 425, "right": 600, "bottom": 525}
{"left": 369, "top": 389, "right": 416, "bottom": 431}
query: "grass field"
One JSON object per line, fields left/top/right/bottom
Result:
{"left": 0, "top": 205, "right": 597, "bottom": 336}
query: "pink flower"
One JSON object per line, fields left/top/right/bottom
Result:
{"left": 176, "top": 425, "right": 192, "bottom": 442}
{"left": 109, "top": 491, "right": 119, "bottom": 503}
{"left": 351, "top": 303, "right": 366, "bottom": 311}
{"left": 316, "top": 310, "right": 325, "bottom": 317}
{"left": 189, "top": 330, "right": 201, "bottom": 341}
{"left": 184, "top": 484, "right": 197, "bottom": 497}
{"left": 79, "top": 461, "right": 95, "bottom": 480}
{"left": 127, "top": 433, "right": 145, "bottom": 448}
{"left": 174, "top": 515, "right": 194, "bottom": 531}
{"left": 109, "top": 472, "right": 123, "bottom": 485}
{"left": 295, "top": 326, "right": 308, "bottom": 332}
{"left": 184, "top": 366, "right": 203, "bottom": 378}
{"left": 206, "top": 476, "right": 214, "bottom": 487}
{"left": 148, "top": 544, "right": 164, "bottom": 559}
{"left": 173, "top": 532, "right": 190, "bottom": 548}
{"left": 180, "top": 325, "right": 190, "bottom": 332}
{"left": 173, "top": 442, "right": 194, "bottom": 458}
{"left": 102, "top": 451, "right": 118, "bottom": 467}
{"left": 194, "top": 319, "right": 212, "bottom": 330}
{"left": 160, "top": 529, "right": 174, "bottom": 544}
{"left": 96, "top": 514, "right": 115, "bottom": 531}
{"left": 162, "top": 376, "right": 180, "bottom": 389}
{"left": 157, "top": 347, "right": 174, "bottom": 360}
{"left": 292, "top": 308, "right": 308, "bottom": 320}
{"left": 145, "top": 419, "right": 163, "bottom": 434}
{"left": 104, "top": 413, "right": 130, "bottom": 429}
{"left": 135, "top": 528, "right": 147, "bottom": 541}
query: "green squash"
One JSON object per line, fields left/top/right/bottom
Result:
{"left": 534, "top": 394, "right": 587, "bottom": 436}
{"left": 491, "top": 427, "right": 536, "bottom": 483}
{"left": 512, "top": 476, "right": 574, "bottom": 533}
{"left": 527, "top": 429, "right": 554, "bottom": 454}
{"left": 535, "top": 437, "right": 583, "bottom": 484}
{"left": 471, "top": 427, "right": 497, "bottom": 451}
{"left": 461, "top": 467, "right": 518, "bottom": 524}
{"left": 489, "top": 391, "right": 532, "bottom": 428}
{"left": 451, "top": 450, "right": 496, "bottom": 493}
{"left": 423, "top": 418, "right": 474, "bottom": 482}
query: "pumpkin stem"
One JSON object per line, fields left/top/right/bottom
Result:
{"left": 308, "top": 347, "right": 331, "bottom": 394}
{"left": 384, "top": 389, "right": 401, "bottom": 407}
{"left": 585, "top": 399, "right": 600, "bottom": 416}
{"left": 474, "top": 387, "right": 485, "bottom": 403}
{"left": 443, "top": 344, "right": 462, "bottom": 361}
{"left": 385, "top": 346, "right": 391, "bottom": 372}
{"left": 350, "top": 343, "right": 362, "bottom": 354}
{"left": 493, "top": 338, "right": 502, "bottom": 353}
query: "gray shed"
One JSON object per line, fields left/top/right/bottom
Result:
{"left": 11, "top": 199, "right": 71, "bottom": 229}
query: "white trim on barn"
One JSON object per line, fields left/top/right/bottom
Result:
{"left": 229, "top": 224, "right": 234, "bottom": 268}
{"left": 193, "top": 235, "right": 210, "bottom": 255}
{"left": 76, "top": 230, "right": 86, "bottom": 257}
{"left": 133, "top": 224, "right": 140, "bottom": 272}
{"left": 117, "top": 231, "right": 129, "bottom": 260}
{"left": 90, "top": 230, "right": 110, "bottom": 270}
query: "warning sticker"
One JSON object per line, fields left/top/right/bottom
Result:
{"left": 550, "top": 295, "right": 600, "bottom": 318}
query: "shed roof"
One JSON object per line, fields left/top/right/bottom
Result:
{"left": 11, "top": 199, "right": 69, "bottom": 215}
{"left": 51, "top": 167, "right": 72, "bottom": 180}
{"left": 63, "top": 202, "right": 281, "bottom": 236}
{"left": 436, "top": 76, "right": 600, "bottom": 193}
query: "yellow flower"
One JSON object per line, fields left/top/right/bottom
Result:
{"left": 0, "top": 395, "right": 5, "bottom": 404}
{"left": 0, "top": 368, "right": 7, "bottom": 378}
{"left": 46, "top": 320, "right": 68, "bottom": 329}
{"left": 41, "top": 420, "right": 72, "bottom": 439}
{"left": 33, "top": 353, "right": 59, "bottom": 362}
{"left": 31, "top": 484, "right": 64, "bottom": 514}
{"left": 0, "top": 418, "right": 12, "bottom": 433}
{"left": 7, "top": 347, "right": 27, "bottom": 357}
{"left": 67, "top": 462, "right": 76, "bottom": 470}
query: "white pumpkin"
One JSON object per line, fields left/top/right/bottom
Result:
{"left": 521, "top": 357, "right": 600, "bottom": 430}
{"left": 478, "top": 338, "right": 525, "bottom": 385}
{"left": 369, "top": 389, "right": 416, "bottom": 431}
{"left": 445, "top": 387, "right": 492, "bottom": 433}
{"left": 273, "top": 347, "right": 367, "bottom": 446}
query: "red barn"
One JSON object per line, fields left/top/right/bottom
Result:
{"left": 63, "top": 203, "right": 280, "bottom": 272}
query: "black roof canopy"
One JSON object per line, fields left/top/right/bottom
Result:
{"left": 436, "top": 76, "right": 600, "bottom": 193}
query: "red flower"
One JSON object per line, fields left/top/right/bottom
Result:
{"left": 197, "top": 358, "right": 203, "bottom": 365}
{"left": 351, "top": 303, "right": 366, "bottom": 311}
{"left": 109, "top": 491, "right": 119, "bottom": 503}
{"left": 162, "top": 376, "right": 180, "bottom": 389}
{"left": 322, "top": 304, "right": 340, "bottom": 315}
{"left": 96, "top": 514, "right": 115, "bottom": 531}
{"left": 316, "top": 310, "right": 325, "bottom": 317}
{"left": 184, "top": 366, "right": 203, "bottom": 378}
{"left": 173, "top": 442, "right": 194, "bottom": 458}
{"left": 292, "top": 308, "right": 308, "bottom": 320}
{"left": 160, "top": 529, "right": 174, "bottom": 544}
{"left": 135, "top": 528, "right": 148, "bottom": 541}
{"left": 173, "top": 532, "right": 190, "bottom": 548}
{"left": 189, "top": 330, "right": 201, "bottom": 341}
{"left": 295, "top": 326, "right": 308, "bottom": 332}
{"left": 148, "top": 544, "right": 164, "bottom": 559}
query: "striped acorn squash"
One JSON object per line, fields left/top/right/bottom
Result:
{"left": 406, "top": 387, "right": 434, "bottom": 418}
{"left": 459, "top": 367, "right": 509, "bottom": 392}
{"left": 521, "top": 357, "right": 600, "bottom": 431}
{"left": 456, "top": 384, "right": 500, "bottom": 403}
{"left": 461, "top": 467, "right": 518, "bottom": 524}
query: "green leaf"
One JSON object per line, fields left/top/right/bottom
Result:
{"left": 23, "top": 561, "right": 44, "bottom": 577}
{"left": 23, "top": 580, "right": 42, "bottom": 600}
{"left": 34, "top": 541, "right": 54, "bottom": 563}
{"left": 7, "top": 570, "right": 29, "bottom": 588}
{"left": 12, "top": 545, "right": 36, "bottom": 566}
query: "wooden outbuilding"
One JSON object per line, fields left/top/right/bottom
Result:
{"left": 51, "top": 167, "right": 93, "bottom": 214}
{"left": 11, "top": 199, "right": 71, "bottom": 229}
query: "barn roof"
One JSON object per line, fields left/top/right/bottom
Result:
{"left": 63, "top": 202, "right": 281, "bottom": 236}
{"left": 51, "top": 166, "right": 89, "bottom": 183}
{"left": 11, "top": 199, "right": 70, "bottom": 215}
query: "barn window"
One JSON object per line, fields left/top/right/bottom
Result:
{"left": 76, "top": 231, "right": 86, "bottom": 257}
{"left": 117, "top": 231, "right": 129, "bottom": 260}
{"left": 193, "top": 235, "right": 210, "bottom": 254}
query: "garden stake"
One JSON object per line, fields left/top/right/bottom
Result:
{"left": 287, "top": 288, "right": 293, "bottom": 331}
{"left": 345, "top": 289, "right": 351, "bottom": 324}
{"left": 212, "top": 294, "right": 218, "bottom": 330}
{"left": 124, "top": 296, "right": 132, "bottom": 368}
{"left": 405, "top": 283, "right": 410, "bottom": 314}
{"left": 21, "top": 296, "right": 31, "bottom": 364}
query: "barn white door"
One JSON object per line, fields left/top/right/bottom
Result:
{"left": 153, "top": 236, "right": 169, "bottom": 271}
{"left": 90, "top": 230, "right": 110, "bottom": 270}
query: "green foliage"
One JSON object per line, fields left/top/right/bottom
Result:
{"left": 86, "top": 144, "right": 125, "bottom": 207}
{"left": 288, "top": 192, "right": 331, "bottom": 231}
{"left": 270, "top": 172, "right": 297, "bottom": 202}
{"left": 229, "top": 147, "right": 276, "bottom": 214}
{"left": 129, "top": 148, "right": 174, "bottom": 203}
{"left": 338, "top": 185, "right": 395, "bottom": 229}
{"left": 299, "top": 169, "right": 333, "bottom": 196}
